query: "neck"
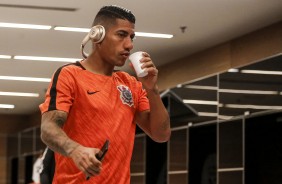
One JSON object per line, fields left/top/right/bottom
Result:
{"left": 82, "top": 52, "right": 114, "bottom": 76}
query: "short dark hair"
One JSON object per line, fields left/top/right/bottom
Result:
{"left": 92, "top": 5, "right": 135, "bottom": 27}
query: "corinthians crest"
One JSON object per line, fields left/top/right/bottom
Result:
{"left": 117, "top": 85, "right": 134, "bottom": 107}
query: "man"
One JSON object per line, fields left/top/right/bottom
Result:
{"left": 31, "top": 151, "right": 43, "bottom": 184}
{"left": 40, "top": 5, "right": 170, "bottom": 183}
{"left": 40, "top": 148, "right": 55, "bottom": 184}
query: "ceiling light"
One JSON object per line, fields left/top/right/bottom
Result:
{"left": 225, "top": 104, "right": 282, "bottom": 110}
{"left": 197, "top": 112, "right": 233, "bottom": 120}
{"left": 0, "top": 104, "right": 15, "bottom": 109}
{"left": 198, "top": 112, "right": 218, "bottom": 117}
{"left": 135, "top": 32, "right": 173, "bottom": 38}
{"left": 185, "top": 85, "right": 218, "bottom": 90}
{"left": 228, "top": 68, "right": 239, "bottom": 72}
{"left": 184, "top": 85, "right": 278, "bottom": 95}
{"left": 54, "top": 26, "right": 89, "bottom": 32}
{"left": 14, "top": 56, "right": 81, "bottom": 62}
{"left": 244, "top": 111, "right": 250, "bottom": 115}
{"left": 218, "top": 115, "right": 233, "bottom": 120}
{"left": 0, "top": 23, "right": 173, "bottom": 39}
{"left": 0, "top": 22, "right": 51, "bottom": 30}
{"left": 183, "top": 99, "right": 218, "bottom": 105}
{"left": 219, "top": 89, "right": 278, "bottom": 95}
{"left": 0, "top": 55, "right": 12, "bottom": 59}
{"left": 0, "top": 91, "right": 39, "bottom": 97}
{"left": 54, "top": 26, "right": 173, "bottom": 38}
{"left": 241, "top": 70, "right": 282, "bottom": 75}
{"left": 0, "top": 76, "right": 51, "bottom": 82}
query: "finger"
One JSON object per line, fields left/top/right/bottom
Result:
{"left": 79, "top": 156, "right": 101, "bottom": 176}
{"left": 78, "top": 159, "right": 94, "bottom": 177}
{"left": 144, "top": 67, "right": 158, "bottom": 76}
{"left": 85, "top": 165, "right": 102, "bottom": 180}
{"left": 142, "top": 52, "right": 150, "bottom": 58}
{"left": 88, "top": 156, "right": 102, "bottom": 174}
{"left": 87, "top": 164, "right": 101, "bottom": 176}
{"left": 89, "top": 155, "right": 102, "bottom": 168}
{"left": 141, "top": 61, "right": 155, "bottom": 70}
{"left": 89, "top": 149, "right": 102, "bottom": 162}
{"left": 140, "top": 58, "right": 155, "bottom": 69}
{"left": 140, "top": 56, "right": 152, "bottom": 63}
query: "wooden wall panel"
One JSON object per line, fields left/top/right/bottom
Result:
{"left": 0, "top": 136, "right": 7, "bottom": 184}
{"left": 158, "top": 43, "right": 231, "bottom": 90}
{"left": 0, "top": 115, "right": 29, "bottom": 134}
{"left": 158, "top": 21, "right": 282, "bottom": 91}
{"left": 231, "top": 21, "right": 282, "bottom": 68}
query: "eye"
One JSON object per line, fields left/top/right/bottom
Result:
{"left": 130, "top": 35, "right": 136, "bottom": 41}
{"left": 117, "top": 32, "right": 127, "bottom": 38}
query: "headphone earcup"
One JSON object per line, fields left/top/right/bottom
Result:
{"left": 89, "top": 25, "right": 105, "bottom": 43}
{"left": 81, "top": 25, "right": 106, "bottom": 58}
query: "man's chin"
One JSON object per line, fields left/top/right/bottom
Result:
{"left": 116, "top": 60, "right": 126, "bottom": 67}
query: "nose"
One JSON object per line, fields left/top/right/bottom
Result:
{"left": 124, "top": 37, "right": 133, "bottom": 51}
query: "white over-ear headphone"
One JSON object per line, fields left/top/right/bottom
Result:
{"left": 80, "top": 25, "right": 106, "bottom": 58}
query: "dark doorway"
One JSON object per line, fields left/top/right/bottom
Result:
{"left": 25, "top": 155, "right": 34, "bottom": 184}
{"left": 11, "top": 157, "right": 18, "bottom": 184}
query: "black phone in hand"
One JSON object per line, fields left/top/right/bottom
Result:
{"left": 86, "top": 140, "right": 110, "bottom": 180}
{"left": 95, "top": 139, "right": 110, "bottom": 161}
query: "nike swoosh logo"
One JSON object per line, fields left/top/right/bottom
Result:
{"left": 87, "top": 90, "right": 100, "bottom": 95}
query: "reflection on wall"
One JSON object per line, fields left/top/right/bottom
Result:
{"left": 219, "top": 54, "right": 282, "bottom": 118}
{"left": 170, "top": 53, "right": 282, "bottom": 123}
{"left": 170, "top": 75, "right": 218, "bottom": 123}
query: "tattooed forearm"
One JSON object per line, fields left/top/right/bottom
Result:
{"left": 161, "top": 116, "right": 170, "bottom": 131}
{"left": 41, "top": 110, "right": 79, "bottom": 156}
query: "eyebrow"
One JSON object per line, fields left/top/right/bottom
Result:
{"left": 117, "top": 30, "right": 135, "bottom": 38}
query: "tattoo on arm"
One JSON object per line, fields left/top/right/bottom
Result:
{"left": 54, "top": 115, "right": 66, "bottom": 127}
{"left": 161, "top": 117, "right": 170, "bottom": 131}
{"left": 41, "top": 110, "right": 79, "bottom": 156}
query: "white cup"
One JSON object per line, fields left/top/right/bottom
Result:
{"left": 129, "top": 51, "right": 148, "bottom": 77}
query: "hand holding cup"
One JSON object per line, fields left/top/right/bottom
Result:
{"left": 129, "top": 51, "right": 148, "bottom": 77}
